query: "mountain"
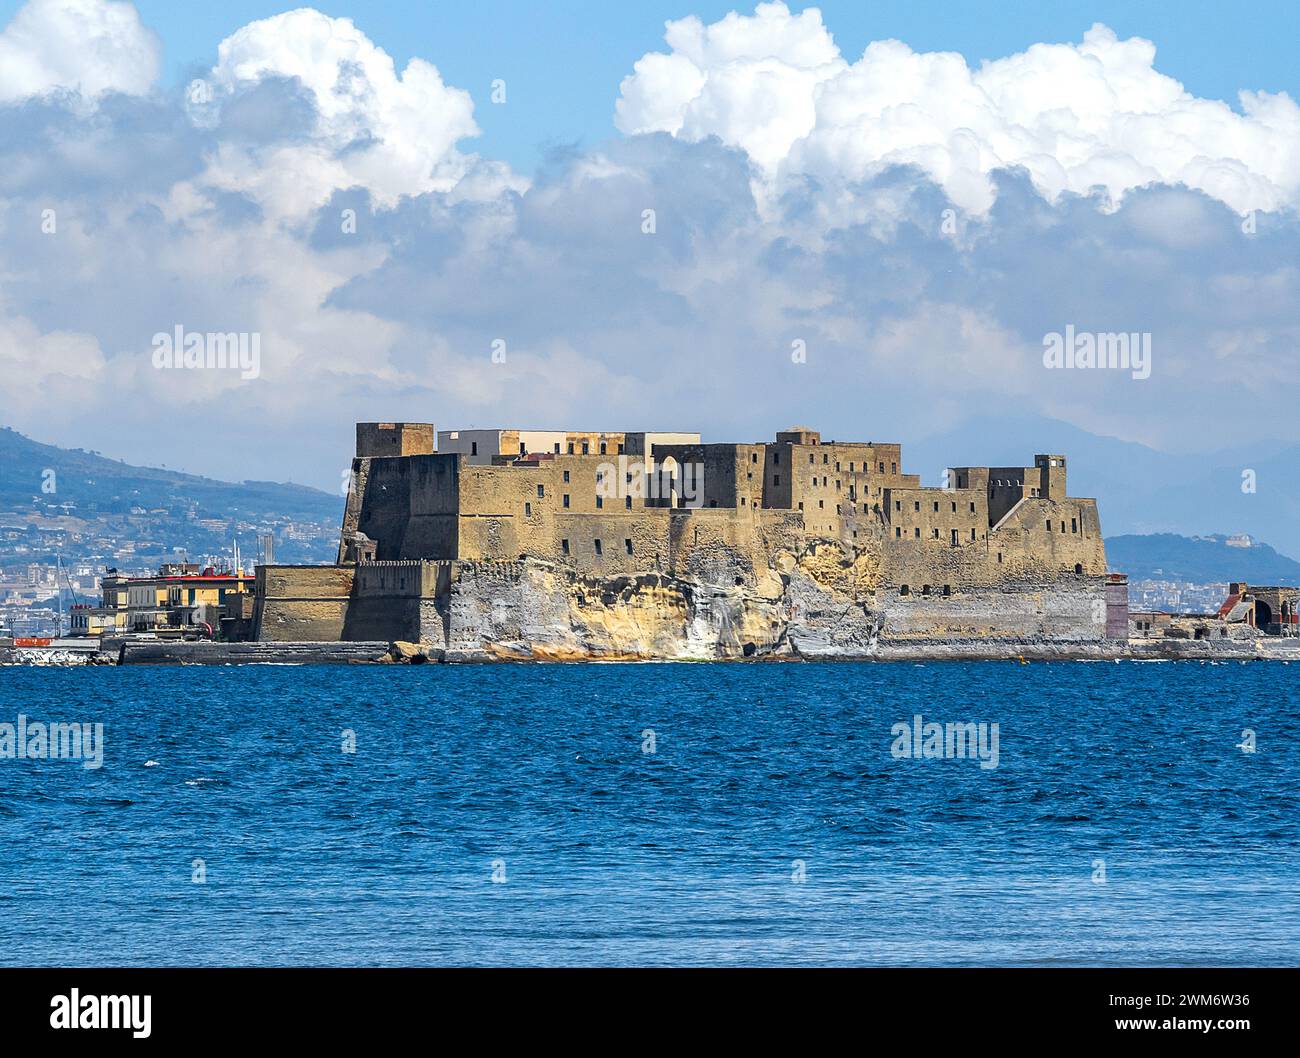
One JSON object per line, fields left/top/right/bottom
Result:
{"left": 0, "top": 426, "right": 342, "bottom": 568}
{"left": 1103, "top": 534, "right": 1300, "bottom": 585}
{"left": 901, "top": 412, "right": 1300, "bottom": 562}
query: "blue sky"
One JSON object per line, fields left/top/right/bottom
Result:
{"left": 1, "top": 0, "right": 1298, "bottom": 548}
{"left": 3, "top": 0, "right": 1296, "bottom": 173}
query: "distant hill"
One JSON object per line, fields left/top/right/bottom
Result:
{"left": 1105, "top": 533, "right": 1300, "bottom": 585}
{"left": 0, "top": 426, "right": 341, "bottom": 566}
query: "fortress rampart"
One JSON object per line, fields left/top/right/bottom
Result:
{"left": 258, "top": 423, "right": 1117, "bottom": 659}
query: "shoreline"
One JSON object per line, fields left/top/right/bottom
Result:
{"left": 5, "top": 637, "right": 1300, "bottom": 666}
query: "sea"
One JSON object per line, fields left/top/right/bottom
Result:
{"left": 0, "top": 661, "right": 1296, "bottom": 966}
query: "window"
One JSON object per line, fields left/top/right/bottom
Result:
{"left": 774, "top": 475, "right": 781, "bottom": 486}
{"left": 809, "top": 454, "right": 814, "bottom": 464}
{"left": 1046, "top": 520, "right": 1052, "bottom": 532}
{"left": 561, "top": 539, "right": 569, "bottom": 555}
{"left": 997, "top": 552, "right": 1003, "bottom": 564}
{"left": 933, "top": 501, "right": 939, "bottom": 512}
{"left": 594, "top": 539, "right": 602, "bottom": 556}
{"left": 752, "top": 453, "right": 758, "bottom": 463}
{"left": 625, "top": 539, "right": 633, "bottom": 555}
{"left": 471, "top": 441, "right": 478, "bottom": 455}
{"left": 625, "top": 496, "right": 632, "bottom": 509}
{"left": 536, "top": 484, "right": 544, "bottom": 498}
{"left": 1071, "top": 518, "right": 1078, "bottom": 533}
{"left": 878, "top": 462, "right": 885, "bottom": 472}
{"left": 970, "top": 502, "right": 976, "bottom": 513}
{"left": 951, "top": 501, "right": 957, "bottom": 512}
{"left": 835, "top": 462, "right": 841, "bottom": 472}
{"left": 823, "top": 454, "right": 829, "bottom": 464}
{"left": 774, "top": 453, "right": 780, "bottom": 466}
{"left": 563, "top": 494, "right": 570, "bottom": 508}
{"left": 970, "top": 528, "right": 976, "bottom": 541}
{"left": 563, "top": 470, "right": 570, "bottom": 483}
{"left": 933, "top": 528, "right": 940, "bottom": 538}
{"left": 525, "top": 502, "right": 532, "bottom": 517}
{"left": 895, "top": 500, "right": 902, "bottom": 512}
{"left": 553, "top": 443, "right": 560, "bottom": 453}
{"left": 798, "top": 502, "right": 804, "bottom": 511}
{"left": 900, "top": 584, "right": 910, "bottom": 596}
{"left": 519, "top": 443, "right": 526, "bottom": 455}
{"left": 895, "top": 527, "right": 902, "bottom": 538}
{"left": 596, "top": 496, "right": 603, "bottom": 509}
{"left": 567, "top": 443, "right": 574, "bottom": 454}
{"left": 600, "top": 442, "right": 607, "bottom": 455}
{"left": 1074, "top": 563, "right": 1084, "bottom": 574}
{"left": 951, "top": 529, "right": 959, "bottom": 546}
{"left": 914, "top": 527, "right": 921, "bottom": 538}
{"left": 819, "top": 500, "right": 824, "bottom": 509}
{"left": 891, "top": 463, "right": 897, "bottom": 473}
{"left": 942, "top": 585, "right": 951, "bottom": 597}
{"left": 914, "top": 501, "right": 920, "bottom": 512}
{"left": 582, "top": 443, "right": 589, "bottom": 454}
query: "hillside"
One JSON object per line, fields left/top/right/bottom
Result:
{"left": 0, "top": 426, "right": 341, "bottom": 568}
{"left": 1105, "top": 533, "right": 1300, "bottom": 585}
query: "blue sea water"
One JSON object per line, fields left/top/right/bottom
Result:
{"left": 0, "top": 661, "right": 1296, "bottom": 967}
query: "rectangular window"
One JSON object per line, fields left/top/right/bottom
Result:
{"left": 594, "top": 539, "right": 602, "bottom": 556}
{"left": 1046, "top": 520, "right": 1052, "bottom": 532}
{"left": 525, "top": 502, "right": 532, "bottom": 517}
{"left": 582, "top": 443, "right": 590, "bottom": 454}
{"left": 895, "top": 500, "right": 901, "bottom": 512}
{"left": 895, "top": 527, "right": 902, "bottom": 538}
{"left": 567, "top": 443, "right": 574, "bottom": 454}
{"left": 600, "top": 442, "right": 607, "bottom": 455}
{"left": 563, "top": 470, "right": 570, "bottom": 483}
{"left": 891, "top": 463, "right": 897, "bottom": 473}
{"left": 997, "top": 552, "right": 1003, "bottom": 564}
{"left": 933, "top": 501, "right": 939, "bottom": 512}
{"left": 536, "top": 484, "right": 544, "bottom": 498}
{"left": 914, "top": 527, "right": 921, "bottom": 538}
{"left": 561, "top": 539, "right": 569, "bottom": 555}
{"left": 625, "top": 496, "right": 632, "bottom": 509}
{"left": 914, "top": 501, "right": 920, "bottom": 512}
{"left": 553, "top": 443, "right": 560, "bottom": 453}
{"left": 1072, "top": 518, "right": 1078, "bottom": 533}
{"left": 774, "top": 475, "right": 781, "bottom": 486}
{"left": 624, "top": 539, "right": 633, "bottom": 555}
{"left": 470, "top": 441, "right": 478, "bottom": 455}
{"left": 563, "top": 494, "right": 570, "bottom": 508}
{"left": 970, "top": 502, "right": 976, "bottom": 513}
{"left": 596, "top": 496, "right": 603, "bottom": 509}
{"left": 774, "top": 452, "right": 780, "bottom": 466}
{"left": 970, "top": 528, "right": 976, "bottom": 540}
{"left": 819, "top": 500, "right": 824, "bottom": 509}
{"left": 519, "top": 443, "right": 526, "bottom": 455}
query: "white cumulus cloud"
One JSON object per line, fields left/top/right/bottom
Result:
{"left": 617, "top": 2, "right": 1300, "bottom": 215}
{"left": 0, "top": 0, "right": 159, "bottom": 102}
{"left": 199, "top": 8, "right": 517, "bottom": 218}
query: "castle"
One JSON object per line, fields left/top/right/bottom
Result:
{"left": 252, "top": 422, "right": 1122, "bottom": 659}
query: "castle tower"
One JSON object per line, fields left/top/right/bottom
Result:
{"left": 1035, "top": 454, "right": 1067, "bottom": 501}
{"left": 356, "top": 423, "right": 435, "bottom": 457}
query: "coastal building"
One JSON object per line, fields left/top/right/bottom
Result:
{"left": 71, "top": 563, "right": 254, "bottom": 637}
{"left": 253, "top": 422, "right": 1122, "bottom": 658}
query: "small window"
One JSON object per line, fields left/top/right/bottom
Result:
{"left": 809, "top": 454, "right": 814, "bottom": 464}
{"left": 567, "top": 443, "right": 574, "bottom": 454}
{"left": 525, "top": 502, "right": 532, "bottom": 517}
{"left": 914, "top": 501, "right": 920, "bottom": 512}
{"left": 895, "top": 527, "right": 902, "bottom": 538}
{"left": 997, "top": 552, "right": 1003, "bottom": 564}
{"left": 594, "top": 539, "right": 602, "bottom": 556}
{"left": 752, "top": 453, "right": 758, "bottom": 463}
{"left": 624, "top": 539, "right": 633, "bottom": 555}
{"left": 942, "top": 585, "right": 951, "bottom": 597}
{"left": 1046, "top": 520, "right": 1052, "bottom": 532}
{"left": 536, "top": 484, "right": 544, "bottom": 498}
{"left": 914, "top": 527, "right": 920, "bottom": 538}
{"left": 970, "top": 528, "right": 976, "bottom": 540}
{"left": 891, "top": 463, "right": 897, "bottom": 473}
{"left": 471, "top": 441, "right": 478, "bottom": 455}
{"left": 561, "top": 539, "right": 570, "bottom": 555}
{"left": 563, "top": 470, "right": 570, "bottom": 483}
{"left": 933, "top": 501, "right": 939, "bottom": 512}
{"left": 774, "top": 475, "right": 781, "bottom": 486}
{"left": 519, "top": 443, "right": 526, "bottom": 455}
{"left": 819, "top": 500, "right": 824, "bottom": 509}
{"left": 774, "top": 453, "right": 780, "bottom": 466}
{"left": 1072, "top": 518, "right": 1078, "bottom": 533}
{"left": 563, "top": 494, "right": 570, "bottom": 508}
{"left": 625, "top": 496, "right": 632, "bottom": 509}
{"left": 600, "top": 442, "right": 607, "bottom": 455}
{"left": 596, "top": 496, "right": 603, "bottom": 509}
{"left": 582, "top": 443, "right": 589, "bottom": 455}
{"left": 900, "top": 584, "right": 910, "bottom": 596}
{"left": 1074, "top": 563, "right": 1084, "bottom": 574}
{"left": 554, "top": 443, "right": 560, "bottom": 453}
{"left": 970, "top": 502, "right": 976, "bottom": 513}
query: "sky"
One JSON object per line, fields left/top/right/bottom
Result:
{"left": 0, "top": 0, "right": 1298, "bottom": 506}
